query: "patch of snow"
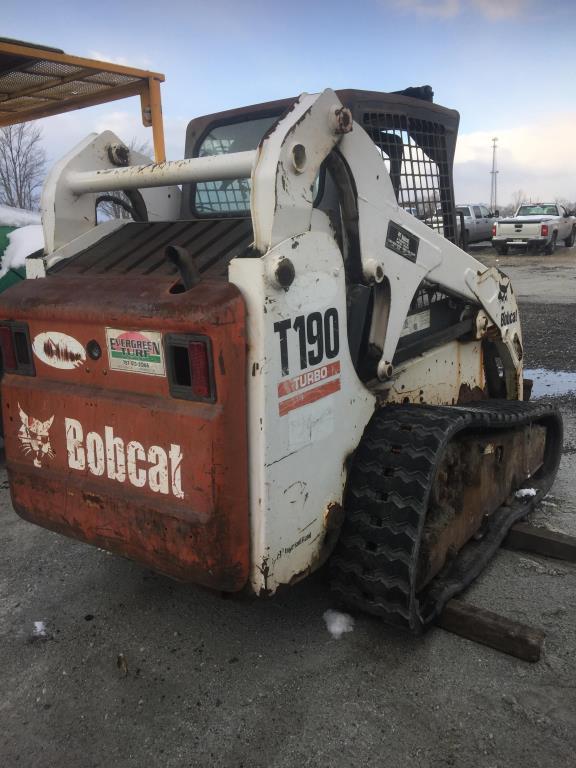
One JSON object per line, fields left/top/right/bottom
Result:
{"left": 0, "top": 204, "right": 41, "bottom": 227}
{"left": 32, "top": 621, "right": 47, "bottom": 638}
{"left": 515, "top": 488, "right": 537, "bottom": 499}
{"left": 323, "top": 609, "right": 354, "bottom": 639}
{"left": 0, "top": 225, "right": 44, "bottom": 276}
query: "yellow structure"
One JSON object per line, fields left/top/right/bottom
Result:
{"left": 0, "top": 38, "right": 166, "bottom": 161}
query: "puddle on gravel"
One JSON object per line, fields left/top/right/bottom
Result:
{"left": 524, "top": 369, "right": 576, "bottom": 399}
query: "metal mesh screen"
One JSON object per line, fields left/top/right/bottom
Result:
{"left": 0, "top": 54, "right": 143, "bottom": 119}
{"left": 27, "top": 60, "right": 83, "bottom": 77}
{"left": 410, "top": 283, "right": 447, "bottom": 312}
{"left": 362, "top": 111, "right": 456, "bottom": 242}
{"left": 84, "top": 71, "right": 138, "bottom": 86}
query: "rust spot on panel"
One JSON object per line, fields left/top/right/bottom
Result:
{"left": 417, "top": 425, "right": 546, "bottom": 589}
{"left": 258, "top": 557, "right": 270, "bottom": 595}
{"left": 324, "top": 501, "right": 345, "bottom": 531}
{"left": 457, "top": 383, "right": 487, "bottom": 403}
{"left": 288, "top": 566, "right": 311, "bottom": 586}
{"left": 82, "top": 491, "right": 103, "bottom": 507}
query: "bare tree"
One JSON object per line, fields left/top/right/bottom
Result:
{"left": 510, "top": 189, "right": 526, "bottom": 213}
{"left": 497, "top": 203, "right": 515, "bottom": 217}
{"left": 97, "top": 137, "right": 152, "bottom": 221}
{"left": 556, "top": 197, "right": 576, "bottom": 214}
{"left": 0, "top": 123, "right": 46, "bottom": 211}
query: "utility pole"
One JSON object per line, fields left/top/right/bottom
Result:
{"left": 490, "top": 137, "right": 498, "bottom": 212}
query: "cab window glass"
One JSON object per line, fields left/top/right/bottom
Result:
{"left": 194, "top": 117, "right": 277, "bottom": 214}
{"left": 193, "top": 116, "right": 321, "bottom": 215}
{"left": 473, "top": 206, "right": 482, "bottom": 217}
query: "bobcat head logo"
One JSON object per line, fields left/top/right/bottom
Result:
{"left": 18, "top": 404, "right": 55, "bottom": 468}
{"left": 498, "top": 281, "right": 509, "bottom": 303}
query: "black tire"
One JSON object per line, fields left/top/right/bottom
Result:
{"left": 496, "top": 245, "right": 508, "bottom": 256}
{"left": 564, "top": 226, "right": 575, "bottom": 248}
{"left": 544, "top": 233, "right": 557, "bottom": 255}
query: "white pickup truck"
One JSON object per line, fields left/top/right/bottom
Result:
{"left": 492, "top": 202, "right": 576, "bottom": 255}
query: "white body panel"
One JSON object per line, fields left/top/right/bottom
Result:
{"left": 230, "top": 230, "right": 374, "bottom": 591}
{"left": 383, "top": 340, "right": 484, "bottom": 405}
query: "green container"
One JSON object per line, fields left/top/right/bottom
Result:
{"left": 0, "top": 266, "right": 25, "bottom": 293}
{"left": 0, "top": 225, "right": 15, "bottom": 259}
{"left": 0, "top": 225, "right": 26, "bottom": 294}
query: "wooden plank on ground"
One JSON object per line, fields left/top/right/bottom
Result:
{"left": 504, "top": 523, "right": 576, "bottom": 563}
{"left": 437, "top": 599, "right": 545, "bottom": 662}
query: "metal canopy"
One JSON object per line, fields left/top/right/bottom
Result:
{"left": 0, "top": 38, "right": 166, "bottom": 161}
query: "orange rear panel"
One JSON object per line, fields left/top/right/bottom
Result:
{"left": 0, "top": 274, "right": 249, "bottom": 590}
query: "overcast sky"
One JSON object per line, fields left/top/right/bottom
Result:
{"left": 4, "top": 0, "right": 576, "bottom": 206}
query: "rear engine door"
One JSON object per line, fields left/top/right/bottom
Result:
{"left": 0, "top": 271, "right": 250, "bottom": 590}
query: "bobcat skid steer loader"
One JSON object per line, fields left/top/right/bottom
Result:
{"left": 0, "top": 88, "right": 562, "bottom": 633}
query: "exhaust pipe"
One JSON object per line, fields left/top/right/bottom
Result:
{"left": 165, "top": 245, "right": 200, "bottom": 291}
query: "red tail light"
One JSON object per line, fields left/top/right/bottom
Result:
{"left": 0, "top": 322, "right": 34, "bottom": 375}
{"left": 541, "top": 224, "right": 549, "bottom": 237}
{"left": 0, "top": 325, "right": 17, "bottom": 370}
{"left": 491, "top": 224, "right": 497, "bottom": 237}
{"left": 166, "top": 334, "right": 215, "bottom": 402}
{"left": 188, "top": 341, "right": 211, "bottom": 399}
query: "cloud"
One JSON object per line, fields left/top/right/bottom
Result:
{"left": 454, "top": 112, "right": 576, "bottom": 204}
{"left": 390, "top": 0, "right": 529, "bottom": 19}
{"left": 88, "top": 50, "right": 155, "bottom": 71}
{"left": 470, "top": 0, "right": 528, "bottom": 19}
{"left": 392, "top": 0, "right": 460, "bottom": 17}
{"left": 38, "top": 107, "right": 187, "bottom": 167}
{"left": 93, "top": 110, "right": 148, "bottom": 141}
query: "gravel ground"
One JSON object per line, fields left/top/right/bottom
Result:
{"left": 1, "top": 246, "right": 576, "bottom": 768}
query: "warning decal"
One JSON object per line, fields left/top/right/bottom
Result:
{"left": 385, "top": 221, "right": 419, "bottom": 263}
{"left": 278, "top": 361, "right": 340, "bottom": 416}
{"left": 106, "top": 328, "right": 166, "bottom": 377}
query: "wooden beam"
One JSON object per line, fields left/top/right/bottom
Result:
{"left": 437, "top": 599, "right": 545, "bottom": 662}
{"left": 142, "top": 77, "right": 166, "bottom": 163}
{"left": 503, "top": 523, "right": 576, "bottom": 563}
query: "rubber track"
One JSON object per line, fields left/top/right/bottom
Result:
{"left": 330, "top": 400, "right": 563, "bottom": 633}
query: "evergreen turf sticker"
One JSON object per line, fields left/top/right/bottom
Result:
{"left": 106, "top": 329, "right": 165, "bottom": 377}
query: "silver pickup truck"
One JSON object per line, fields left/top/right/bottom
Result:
{"left": 492, "top": 203, "right": 576, "bottom": 255}
{"left": 455, "top": 204, "right": 498, "bottom": 244}
{"left": 425, "top": 203, "right": 497, "bottom": 245}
